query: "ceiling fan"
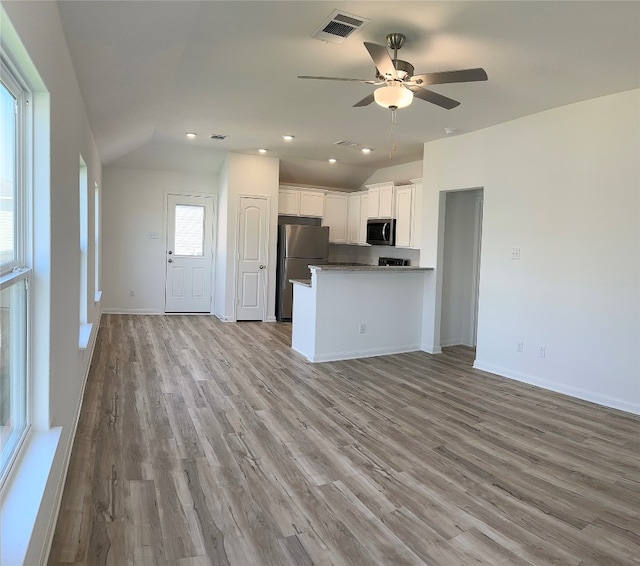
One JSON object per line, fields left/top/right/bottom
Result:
{"left": 299, "top": 33, "right": 487, "bottom": 110}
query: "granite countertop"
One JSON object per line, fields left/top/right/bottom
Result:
{"left": 290, "top": 278, "right": 312, "bottom": 287}
{"left": 309, "top": 264, "right": 433, "bottom": 272}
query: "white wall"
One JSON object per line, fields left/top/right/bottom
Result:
{"left": 1, "top": 2, "right": 102, "bottom": 563}
{"left": 102, "top": 167, "right": 218, "bottom": 313}
{"left": 214, "top": 153, "right": 280, "bottom": 321}
{"left": 420, "top": 90, "right": 640, "bottom": 414}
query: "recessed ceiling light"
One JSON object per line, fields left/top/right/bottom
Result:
{"left": 258, "top": 148, "right": 268, "bottom": 154}
{"left": 361, "top": 148, "right": 372, "bottom": 154}
{"left": 328, "top": 158, "right": 337, "bottom": 164}
{"left": 444, "top": 128, "right": 458, "bottom": 136}
{"left": 185, "top": 132, "right": 197, "bottom": 138}
{"left": 282, "top": 135, "right": 295, "bottom": 141}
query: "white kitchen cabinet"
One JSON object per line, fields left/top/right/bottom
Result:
{"left": 299, "top": 190, "right": 325, "bottom": 217}
{"left": 347, "top": 191, "right": 370, "bottom": 245}
{"left": 323, "top": 192, "right": 349, "bottom": 243}
{"left": 359, "top": 193, "right": 369, "bottom": 245}
{"left": 278, "top": 188, "right": 300, "bottom": 215}
{"left": 394, "top": 184, "right": 414, "bottom": 248}
{"left": 410, "top": 178, "right": 422, "bottom": 250}
{"left": 278, "top": 186, "right": 325, "bottom": 217}
{"left": 366, "top": 181, "right": 395, "bottom": 218}
{"left": 347, "top": 193, "right": 361, "bottom": 244}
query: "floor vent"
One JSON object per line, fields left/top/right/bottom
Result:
{"left": 210, "top": 134, "right": 228, "bottom": 141}
{"left": 311, "top": 11, "right": 370, "bottom": 44}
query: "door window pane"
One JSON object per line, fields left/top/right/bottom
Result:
{"left": 174, "top": 204, "right": 204, "bottom": 256}
{"left": 0, "top": 81, "right": 17, "bottom": 268}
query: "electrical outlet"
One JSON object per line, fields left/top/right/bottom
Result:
{"left": 517, "top": 341, "right": 524, "bottom": 353}
{"left": 359, "top": 323, "right": 366, "bottom": 334}
{"left": 538, "top": 346, "right": 546, "bottom": 358}
{"left": 129, "top": 289, "right": 136, "bottom": 297}
{"left": 511, "top": 247, "right": 521, "bottom": 260}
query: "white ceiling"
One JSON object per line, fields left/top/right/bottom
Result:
{"left": 56, "top": 1, "right": 640, "bottom": 190}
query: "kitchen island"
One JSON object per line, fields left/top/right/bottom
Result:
{"left": 291, "top": 264, "right": 433, "bottom": 362}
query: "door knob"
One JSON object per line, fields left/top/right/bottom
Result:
{"left": 168, "top": 259, "right": 173, "bottom": 263}
{"left": 259, "top": 265, "right": 265, "bottom": 269}
{"left": 168, "top": 250, "right": 173, "bottom": 255}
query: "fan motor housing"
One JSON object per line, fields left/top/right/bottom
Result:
{"left": 377, "top": 59, "right": 414, "bottom": 81}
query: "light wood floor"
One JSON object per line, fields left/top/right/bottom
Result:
{"left": 49, "top": 315, "right": 640, "bottom": 565}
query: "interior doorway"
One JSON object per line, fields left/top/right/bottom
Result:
{"left": 439, "top": 188, "right": 484, "bottom": 348}
{"left": 165, "top": 194, "right": 214, "bottom": 313}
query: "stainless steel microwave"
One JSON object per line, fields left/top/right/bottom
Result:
{"left": 366, "top": 219, "right": 396, "bottom": 246}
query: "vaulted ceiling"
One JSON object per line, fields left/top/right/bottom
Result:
{"left": 56, "top": 1, "right": 640, "bottom": 190}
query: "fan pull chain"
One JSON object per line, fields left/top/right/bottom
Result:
{"left": 389, "top": 108, "right": 398, "bottom": 159}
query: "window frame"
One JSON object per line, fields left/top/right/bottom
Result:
{"left": 0, "top": 54, "right": 33, "bottom": 485}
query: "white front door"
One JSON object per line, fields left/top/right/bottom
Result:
{"left": 165, "top": 194, "right": 214, "bottom": 313}
{"left": 236, "top": 196, "right": 269, "bottom": 321}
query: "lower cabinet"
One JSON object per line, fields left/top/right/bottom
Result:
{"left": 323, "top": 193, "right": 349, "bottom": 243}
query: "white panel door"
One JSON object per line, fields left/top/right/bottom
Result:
{"left": 165, "top": 194, "right": 213, "bottom": 313}
{"left": 236, "top": 196, "right": 269, "bottom": 320}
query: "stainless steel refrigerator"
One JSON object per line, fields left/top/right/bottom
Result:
{"left": 276, "top": 224, "right": 329, "bottom": 321}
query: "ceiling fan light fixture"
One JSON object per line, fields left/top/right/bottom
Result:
{"left": 374, "top": 84, "right": 413, "bottom": 110}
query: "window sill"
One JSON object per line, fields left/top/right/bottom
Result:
{"left": 94, "top": 289, "right": 102, "bottom": 303}
{"left": 79, "top": 322, "right": 93, "bottom": 350}
{"left": 0, "top": 427, "right": 62, "bottom": 566}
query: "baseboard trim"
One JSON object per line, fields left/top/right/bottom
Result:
{"left": 101, "top": 308, "right": 163, "bottom": 315}
{"left": 305, "top": 344, "right": 422, "bottom": 363}
{"left": 473, "top": 360, "right": 640, "bottom": 416}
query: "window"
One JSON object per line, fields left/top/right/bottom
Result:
{"left": 0, "top": 57, "right": 31, "bottom": 481}
{"left": 174, "top": 204, "right": 205, "bottom": 256}
{"left": 79, "top": 156, "right": 87, "bottom": 324}
{"left": 94, "top": 182, "right": 100, "bottom": 301}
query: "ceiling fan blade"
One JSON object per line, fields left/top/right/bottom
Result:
{"left": 409, "top": 86, "right": 460, "bottom": 109}
{"left": 298, "top": 75, "right": 376, "bottom": 84}
{"left": 411, "top": 68, "right": 488, "bottom": 86}
{"left": 353, "top": 93, "right": 375, "bottom": 107}
{"left": 363, "top": 42, "right": 397, "bottom": 80}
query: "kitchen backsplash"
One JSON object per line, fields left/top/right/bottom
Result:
{"left": 329, "top": 244, "right": 420, "bottom": 266}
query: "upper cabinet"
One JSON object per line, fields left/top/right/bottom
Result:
{"left": 278, "top": 186, "right": 325, "bottom": 217}
{"left": 394, "top": 178, "right": 422, "bottom": 249}
{"left": 347, "top": 191, "right": 369, "bottom": 246}
{"left": 394, "top": 185, "right": 414, "bottom": 248}
{"left": 366, "top": 182, "right": 395, "bottom": 218}
{"left": 300, "top": 190, "right": 325, "bottom": 217}
{"left": 278, "top": 188, "right": 300, "bottom": 215}
{"left": 323, "top": 192, "right": 349, "bottom": 243}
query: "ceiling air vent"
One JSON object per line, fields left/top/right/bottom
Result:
{"left": 311, "top": 10, "right": 370, "bottom": 44}
{"left": 334, "top": 140, "right": 360, "bottom": 148}
{"left": 210, "top": 134, "right": 228, "bottom": 141}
